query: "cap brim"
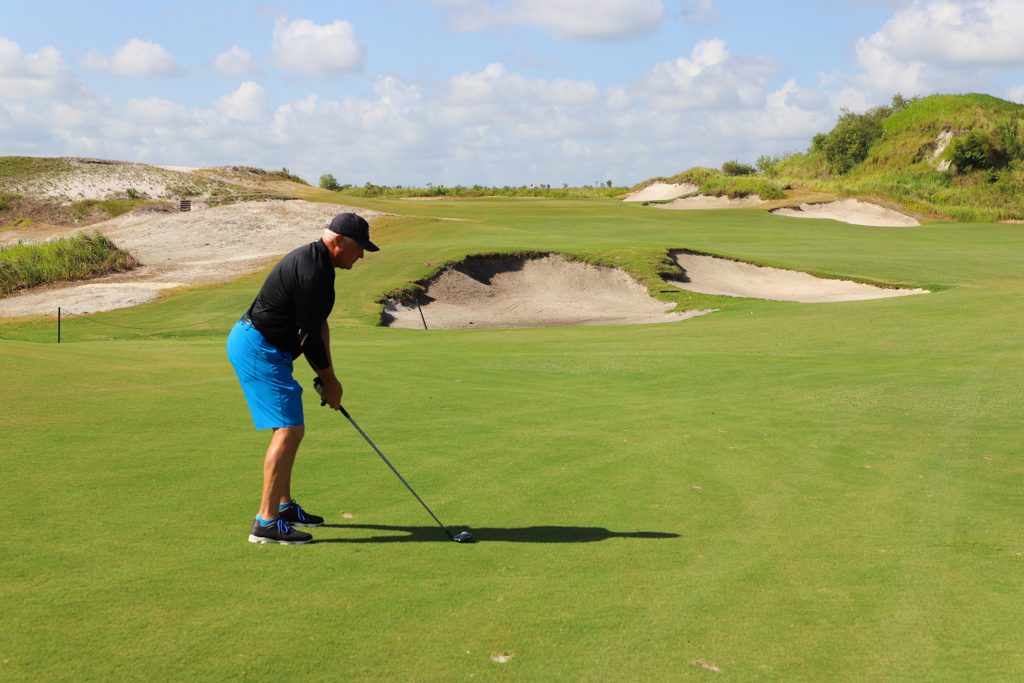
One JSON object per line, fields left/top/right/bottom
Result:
{"left": 360, "top": 239, "right": 380, "bottom": 252}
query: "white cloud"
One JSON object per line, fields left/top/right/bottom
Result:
{"left": 871, "top": 0, "right": 1024, "bottom": 66}
{"left": 635, "top": 39, "right": 778, "bottom": 110}
{"left": 125, "top": 96, "right": 190, "bottom": 125}
{"left": 436, "top": 0, "right": 665, "bottom": 39}
{"left": 0, "top": 37, "right": 83, "bottom": 99}
{"left": 216, "top": 81, "right": 267, "bottom": 121}
{"left": 1008, "top": 85, "right": 1024, "bottom": 104}
{"left": 81, "top": 38, "right": 178, "bottom": 77}
{"left": 214, "top": 46, "right": 259, "bottom": 77}
{"left": 680, "top": 0, "right": 717, "bottom": 22}
{"left": 272, "top": 17, "right": 365, "bottom": 76}
{"left": 847, "top": 0, "right": 1024, "bottom": 99}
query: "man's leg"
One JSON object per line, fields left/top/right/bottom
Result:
{"left": 259, "top": 425, "right": 304, "bottom": 521}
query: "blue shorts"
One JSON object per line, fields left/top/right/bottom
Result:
{"left": 227, "top": 318, "right": 303, "bottom": 430}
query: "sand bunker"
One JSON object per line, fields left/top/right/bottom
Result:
{"left": 622, "top": 182, "right": 698, "bottom": 202}
{"left": 0, "top": 200, "right": 383, "bottom": 317}
{"left": 771, "top": 199, "right": 918, "bottom": 227}
{"left": 668, "top": 251, "right": 928, "bottom": 303}
{"left": 654, "top": 195, "right": 765, "bottom": 210}
{"left": 382, "top": 253, "right": 712, "bottom": 329}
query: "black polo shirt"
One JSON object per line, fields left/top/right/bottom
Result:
{"left": 247, "top": 240, "right": 335, "bottom": 370}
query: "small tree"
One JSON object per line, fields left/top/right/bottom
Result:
{"left": 319, "top": 173, "right": 339, "bottom": 191}
{"left": 721, "top": 160, "right": 756, "bottom": 176}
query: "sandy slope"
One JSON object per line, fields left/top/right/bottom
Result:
{"left": 0, "top": 200, "right": 383, "bottom": 317}
{"left": 771, "top": 199, "right": 919, "bottom": 227}
{"left": 669, "top": 251, "right": 928, "bottom": 303}
{"left": 653, "top": 195, "right": 766, "bottom": 210}
{"left": 383, "top": 254, "right": 712, "bottom": 329}
{"left": 622, "top": 182, "right": 698, "bottom": 202}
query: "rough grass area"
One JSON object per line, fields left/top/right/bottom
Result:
{"left": 0, "top": 232, "right": 138, "bottom": 296}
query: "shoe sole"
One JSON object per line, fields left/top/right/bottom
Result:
{"left": 289, "top": 521, "right": 323, "bottom": 528}
{"left": 248, "top": 534, "right": 312, "bottom": 545}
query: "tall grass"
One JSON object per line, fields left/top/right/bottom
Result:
{"left": 334, "top": 183, "right": 627, "bottom": 199}
{"left": 0, "top": 231, "right": 138, "bottom": 296}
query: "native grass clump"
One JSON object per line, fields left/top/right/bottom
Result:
{"left": 0, "top": 232, "right": 138, "bottom": 296}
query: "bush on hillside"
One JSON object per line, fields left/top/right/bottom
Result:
{"left": 319, "top": 173, "right": 339, "bottom": 191}
{"left": 995, "top": 116, "right": 1024, "bottom": 162}
{"left": 721, "top": 160, "right": 756, "bottom": 176}
{"left": 947, "top": 130, "right": 1006, "bottom": 173}
{"left": 811, "top": 93, "right": 917, "bottom": 175}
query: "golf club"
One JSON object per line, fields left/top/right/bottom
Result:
{"left": 313, "top": 377, "right": 473, "bottom": 543}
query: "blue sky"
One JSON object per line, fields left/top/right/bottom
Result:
{"left": 2, "top": 1, "right": 1023, "bottom": 186}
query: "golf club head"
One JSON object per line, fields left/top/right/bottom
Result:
{"left": 451, "top": 530, "right": 474, "bottom": 543}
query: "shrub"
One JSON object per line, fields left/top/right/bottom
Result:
{"left": 995, "top": 117, "right": 1023, "bottom": 161}
{"left": 814, "top": 108, "right": 886, "bottom": 174}
{"left": 721, "top": 160, "right": 756, "bottom": 176}
{"left": 948, "top": 130, "right": 1006, "bottom": 173}
{"left": 319, "top": 173, "right": 339, "bottom": 191}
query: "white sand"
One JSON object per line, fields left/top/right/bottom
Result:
{"left": 654, "top": 195, "right": 765, "bottom": 210}
{"left": 771, "top": 199, "right": 918, "bottom": 227}
{"left": 623, "top": 182, "right": 698, "bottom": 202}
{"left": 0, "top": 200, "right": 384, "bottom": 317}
{"left": 383, "top": 254, "right": 712, "bottom": 329}
{"left": 669, "top": 251, "right": 928, "bottom": 303}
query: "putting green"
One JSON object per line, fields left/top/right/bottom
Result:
{"left": 2, "top": 197, "right": 1022, "bottom": 680}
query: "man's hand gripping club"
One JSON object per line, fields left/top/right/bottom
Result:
{"left": 313, "top": 373, "right": 343, "bottom": 409}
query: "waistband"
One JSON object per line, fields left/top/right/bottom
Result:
{"left": 240, "top": 313, "right": 252, "bottom": 324}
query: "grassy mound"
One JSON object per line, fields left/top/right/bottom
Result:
{"left": 0, "top": 231, "right": 138, "bottom": 296}
{"left": 631, "top": 166, "right": 788, "bottom": 201}
{"left": 776, "top": 93, "right": 1024, "bottom": 221}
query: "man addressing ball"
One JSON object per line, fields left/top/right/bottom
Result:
{"left": 226, "top": 212, "right": 379, "bottom": 544}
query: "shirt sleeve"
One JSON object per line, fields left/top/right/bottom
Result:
{"left": 294, "top": 272, "right": 331, "bottom": 370}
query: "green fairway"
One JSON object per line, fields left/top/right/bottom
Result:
{"left": 2, "top": 197, "right": 1022, "bottom": 681}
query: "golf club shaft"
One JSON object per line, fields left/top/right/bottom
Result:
{"left": 339, "top": 407, "right": 454, "bottom": 539}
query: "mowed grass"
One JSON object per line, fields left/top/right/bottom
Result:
{"left": 1, "top": 197, "right": 1023, "bottom": 681}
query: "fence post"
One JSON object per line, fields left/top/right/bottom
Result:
{"left": 58, "top": 307, "right": 61, "bottom": 343}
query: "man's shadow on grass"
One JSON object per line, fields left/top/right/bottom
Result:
{"left": 316, "top": 524, "right": 680, "bottom": 544}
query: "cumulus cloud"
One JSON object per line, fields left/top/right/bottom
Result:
{"left": 1008, "top": 85, "right": 1024, "bottom": 104}
{"left": 849, "top": 0, "right": 1024, "bottom": 98}
{"left": 0, "top": 37, "right": 84, "bottom": 99}
{"left": 216, "top": 81, "right": 268, "bottom": 121}
{"left": 214, "top": 46, "right": 259, "bottom": 77}
{"left": 635, "top": 39, "right": 778, "bottom": 110}
{"left": 435, "top": 0, "right": 665, "bottom": 39}
{"left": 272, "top": 17, "right": 365, "bottom": 76}
{"left": 125, "top": 96, "right": 190, "bottom": 125}
{"left": 869, "top": 0, "right": 1024, "bottom": 66}
{"left": 81, "top": 38, "right": 178, "bottom": 77}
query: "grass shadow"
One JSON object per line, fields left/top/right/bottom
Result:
{"left": 315, "top": 523, "right": 680, "bottom": 544}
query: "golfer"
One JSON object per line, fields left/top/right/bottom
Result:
{"left": 227, "top": 212, "right": 379, "bottom": 544}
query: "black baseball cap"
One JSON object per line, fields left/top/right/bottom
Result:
{"left": 328, "top": 212, "right": 379, "bottom": 252}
